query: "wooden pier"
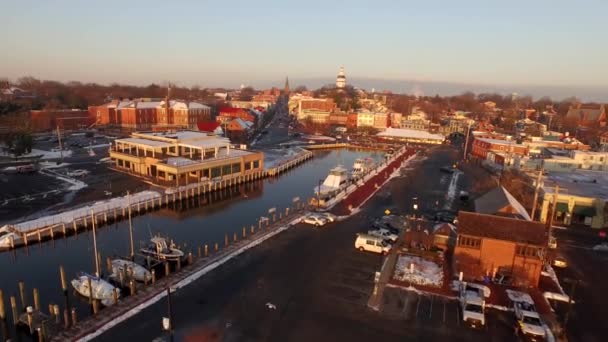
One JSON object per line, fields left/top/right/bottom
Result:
{"left": 2, "top": 150, "right": 314, "bottom": 252}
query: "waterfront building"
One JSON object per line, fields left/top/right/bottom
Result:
{"left": 356, "top": 110, "right": 375, "bottom": 127}
{"left": 376, "top": 127, "right": 445, "bottom": 144}
{"left": 109, "top": 131, "right": 264, "bottom": 187}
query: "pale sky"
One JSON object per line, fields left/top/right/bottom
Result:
{"left": 1, "top": 0, "right": 607, "bottom": 98}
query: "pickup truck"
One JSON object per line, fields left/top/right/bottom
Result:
{"left": 459, "top": 282, "right": 486, "bottom": 328}
{"left": 509, "top": 290, "right": 547, "bottom": 341}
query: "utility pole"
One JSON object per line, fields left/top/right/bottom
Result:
{"left": 56, "top": 125, "right": 64, "bottom": 161}
{"left": 127, "top": 191, "right": 134, "bottom": 259}
{"left": 90, "top": 210, "right": 100, "bottom": 278}
{"left": 530, "top": 167, "right": 544, "bottom": 220}
{"left": 547, "top": 185, "right": 559, "bottom": 233}
{"left": 462, "top": 121, "right": 472, "bottom": 161}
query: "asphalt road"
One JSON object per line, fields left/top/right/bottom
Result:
{"left": 552, "top": 227, "right": 608, "bottom": 342}
{"left": 93, "top": 144, "right": 517, "bottom": 342}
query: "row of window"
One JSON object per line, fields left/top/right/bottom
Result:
{"left": 458, "top": 236, "right": 481, "bottom": 249}
{"left": 515, "top": 245, "right": 542, "bottom": 259}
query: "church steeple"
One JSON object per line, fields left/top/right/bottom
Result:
{"left": 284, "top": 76, "right": 290, "bottom": 94}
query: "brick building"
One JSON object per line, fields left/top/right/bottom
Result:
{"left": 216, "top": 107, "right": 256, "bottom": 125}
{"left": 29, "top": 109, "right": 94, "bottom": 132}
{"left": 470, "top": 138, "right": 529, "bottom": 160}
{"left": 454, "top": 211, "right": 548, "bottom": 287}
{"left": 566, "top": 103, "right": 606, "bottom": 128}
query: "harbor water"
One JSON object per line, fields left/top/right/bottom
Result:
{"left": 0, "top": 148, "right": 383, "bottom": 340}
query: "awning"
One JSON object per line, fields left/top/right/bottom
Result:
{"left": 555, "top": 202, "right": 569, "bottom": 213}
{"left": 572, "top": 205, "right": 596, "bottom": 217}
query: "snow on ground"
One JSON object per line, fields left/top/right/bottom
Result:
{"left": 89, "top": 143, "right": 110, "bottom": 149}
{"left": 592, "top": 243, "right": 608, "bottom": 251}
{"left": 5, "top": 190, "right": 160, "bottom": 232}
{"left": 263, "top": 147, "right": 308, "bottom": 169}
{"left": 39, "top": 169, "right": 87, "bottom": 191}
{"left": 8, "top": 148, "right": 74, "bottom": 159}
{"left": 443, "top": 171, "right": 461, "bottom": 210}
{"left": 542, "top": 265, "right": 566, "bottom": 295}
{"left": 38, "top": 161, "right": 71, "bottom": 169}
{"left": 393, "top": 255, "right": 443, "bottom": 287}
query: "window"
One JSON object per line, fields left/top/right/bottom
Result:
{"left": 232, "top": 163, "right": 241, "bottom": 173}
{"left": 222, "top": 165, "right": 232, "bottom": 175}
{"left": 515, "top": 245, "right": 541, "bottom": 259}
{"left": 458, "top": 236, "right": 481, "bottom": 249}
{"left": 366, "top": 240, "right": 375, "bottom": 246}
{"left": 253, "top": 160, "right": 260, "bottom": 169}
{"left": 211, "top": 167, "right": 221, "bottom": 178}
{"left": 244, "top": 162, "right": 252, "bottom": 171}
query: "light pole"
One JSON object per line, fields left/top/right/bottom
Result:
{"left": 317, "top": 179, "right": 323, "bottom": 211}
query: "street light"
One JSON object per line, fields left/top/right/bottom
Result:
{"left": 317, "top": 179, "right": 323, "bottom": 210}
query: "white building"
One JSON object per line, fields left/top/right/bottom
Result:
{"left": 336, "top": 66, "right": 346, "bottom": 89}
{"left": 356, "top": 110, "right": 375, "bottom": 127}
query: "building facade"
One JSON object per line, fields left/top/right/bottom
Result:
{"left": 454, "top": 212, "right": 547, "bottom": 287}
{"left": 109, "top": 131, "right": 264, "bottom": 188}
{"left": 336, "top": 66, "right": 346, "bottom": 89}
{"left": 29, "top": 109, "right": 94, "bottom": 132}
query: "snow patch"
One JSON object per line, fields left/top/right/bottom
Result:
{"left": 393, "top": 255, "right": 443, "bottom": 287}
{"left": 543, "top": 265, "right": 566, "bottom": 295}
{"left": 39, "top": 161, "right": 70, "bottom": 169}
{"left": 443, "top": 171, "right": 461, "bottom": 210}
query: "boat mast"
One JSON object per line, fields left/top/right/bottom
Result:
{"left": 90, "top": 210, "right": 100, "bottom": 277}
{"left": 127, "top": 191, "right": 134, "bottom": 259}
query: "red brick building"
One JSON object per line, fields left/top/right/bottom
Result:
{"left": 29, "top": 109, "right": 94, "bottom": 132}
{"left": 566, "top": 103, "right": 606, "bottom": 128}
{"left": 216, "top": 107, "right": 256, "bottom": 125}
{"left": 470, "top": 137, "right": 528, "bottom": 160}
{"left": 329, "top": 113, "right": 348, "bottom": 126}
{"left": 299, "top": 98, "right": 336, "bottom": 112}
{"left": 454, "top": 211, "right": 548, "bottom": 287}
{"left": 347, "top": 113, "right": 358, "bottom": 129}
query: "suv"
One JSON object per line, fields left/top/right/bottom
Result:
{"left": 367, "top": 228, "right": 399, "bottom": 243}
{"left": 302, "top": 214, "right": 328, "bottom": 227}
{"left": 354, "top": 234, "right": 392, "bottom": 255}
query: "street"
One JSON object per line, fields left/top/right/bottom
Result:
{"left": 93, "top": 145, "right": 513, "bottom": 342}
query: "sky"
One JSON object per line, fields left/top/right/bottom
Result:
{"left": 1, "top": 0, "right": 607, "bottom": 100}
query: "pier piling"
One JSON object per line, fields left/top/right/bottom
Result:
{"left": 187, "top": 252, "right": 193, "bottom": 265}
{"left": 33, "top": 288, "right": 40, "bottom": 311}
{"left": 60, "top": 265, "right": 67, "bottom": 292}
{"left": 233, "top": 232, "right": 237, "bottom": 243}
{"left": 164, "top": 262, "right": 170, "bottom": 277}
{"left": 176, "top": 258, "right": 181, "bottom": 271}
{"left": 151, "top": 270, "right": 156, "bottom": 284}
{"left": 251, "top": 225, "right": 255, "bottom": 234}
{"left": 224, "top": 234, "right": 229, "bottom": 247}
{"left": 0, "top": 289, "right": 5, "bottom": 321}
{"left": 10, "top": 296, "right": 17, "bottom": 326}
{"left": 87, "top": 278, "right": 93, "bottom": 306}
{"left": 71, "top": 308, "right": 77, "bottom": 325}
{"left": 18, "top": 281, "right": 27, "bottom": 311}
{"left": 214, "top": 243, "right": 219, "bottom": 252}
{"left": 63, "top": 308, "right": 70, "bottom": 329}
{"left": 129, "top": 280, "right": 136, "bottom": 296}
{"left": 113, "top": 288, "right": 118, "bottom": 305}
{"left": 243, "top": 227, "right": 246, "bottom": 239}
{"left": 197, "top": 246, "right": 202, "bottom": 258}
{"left": 204, "top": 244, "right": 208, "bottom": 257}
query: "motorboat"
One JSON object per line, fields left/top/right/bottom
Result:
{"left": 111, "top": 259, "right": 151, "bottom": 282}
{"left": 0, "top": 225, "right": 21, "bottom": 248}
{"left": 352, "top": 158, "right": 375, "bottom": 179}
{"left": 140, "top": 236, "right": 184, "bottom": 261}
{"left": 314, "top": 165, "right": 350, "bottom": 196}
{"left": 71, "top": 272, "right": 120, "bottom": 306}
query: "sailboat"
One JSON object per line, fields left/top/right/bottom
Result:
{"left": 71, "top": 210, "right": 120, "bottom": 305}
{"left": 110, "top": 259, "right": 151, "bottom": 282}
{"left": 71, "top": 272, "right": 120, "bottom": 306}
{"left": 140, "top": 236, "right": 184, "bottom": 261}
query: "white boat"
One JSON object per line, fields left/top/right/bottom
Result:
{"left": 111, "top": 259, "right": 151, "bottom": 282}
{"left": 311, "top": 165, "right": 354, "bottom": 209}
{"left": 352, "top": 158, "right": 375, "bottom": 179}
{"left": 140, "top": 236, "right": 184, "bottom": 261}
{"left": 71, "top": 272, "right": 120, "bottom": 306}
{"left": 0, "top": 225, "right": 22, "bottom": 248}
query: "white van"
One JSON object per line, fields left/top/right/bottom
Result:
{"left": 355, "top": 234, "right": 391, "bottom": 255}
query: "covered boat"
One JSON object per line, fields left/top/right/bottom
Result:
{"left": 71, "top": 272, "right": 120, "bottom": 306}
{"left": 0, "top": 225, "right": 21, "bottom": 248}
{"left": 111, "top": 259, "right": 151, "bottom": 282}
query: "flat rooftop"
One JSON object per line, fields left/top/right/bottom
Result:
{"left": 543, "top": 170, "right": 608, "bottom": 199}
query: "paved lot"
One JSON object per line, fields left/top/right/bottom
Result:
{"left": 91, "top": 144, "right": 521, "bottom": 342}
{"left": 552, "top": 227, "right": 608, "bottom": 342}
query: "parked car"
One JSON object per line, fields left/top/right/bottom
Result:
{"left": 367, "top": 228, "right": 398, "bottom": 243}
{"left": 440, "top": 166, "right": 456, "bottom": 173}
{"left": 16, "top": 164, "right": 36, "bottom": 174}
{"left": 552, "top": 255, "right": 567, "bottom": 268}
{"left": 302, "top": 214, "right": 328, "bottom": 227}
{"left": 434, "top": 211, "right": 457, "bottom": 223}
{"left": 372, "top": 221, "right": 399, "bottom": 235}
{"left": 315, "top": 212, "right": 336, "bottom": 222}
{"left": 354, "top": 234, "right": 391, "bottom": 255}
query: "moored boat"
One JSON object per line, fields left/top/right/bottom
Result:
{"left": 140, "top": 236, "right": 184, "bottom": 261}
{"left": 71, "top": 272, "right": 120, "bottom": 306}
{"left": 111, "top": 259, "right": 151, "bottom": 282}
